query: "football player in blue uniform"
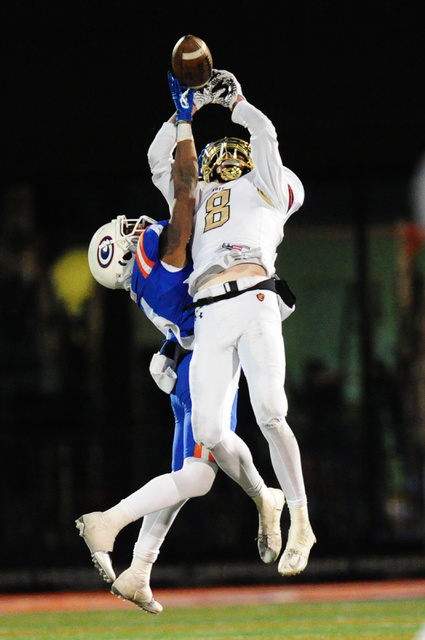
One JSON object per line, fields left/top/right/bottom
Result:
{"left": 76, "top": 78, "right": 284, "bottom": 614}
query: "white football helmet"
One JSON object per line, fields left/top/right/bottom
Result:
{"left": 199, "top": 137, "right": 253, "bottom": 183}
{"left": 88, "top": 215, "right": 157, "bottom": 290}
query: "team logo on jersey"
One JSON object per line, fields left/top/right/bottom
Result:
{"left": 257, "top": 293, "right": 265, "bottom": 302}
{"left": 97, "top": 235, "right": 114, "bottom": 268}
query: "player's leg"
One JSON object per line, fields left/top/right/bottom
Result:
{"left": 76, "top": 389, "right": 216, "bottom": 585}
{"left": 109, "top": 354, "right": 219, "bottom": 612}
{"left": 108, "top": 457, "right": 218, "bottom": 612}
{"left": 110, "top": 505, "right": 185, "bottom": 615}
{"left": 238, "top": 291, "right": 305, "bottom": 503}
{"left": 190, "top": 300, "right": 285, "bottom": 562}
{"left": 237, "top": 290, "right": 316, "bottom": 575}
{"left": 75, "top": 460, "right": 216, "bottom": 576}
{"left": 190, "top": 302, "right": 263, "bottom": 495}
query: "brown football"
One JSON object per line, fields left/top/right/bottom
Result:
{"left": 171, "top": 35, "right": 213, "bottom": 89}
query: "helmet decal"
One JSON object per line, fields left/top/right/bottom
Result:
{"left": 88, "top": 215, "right": 157, "bottom": 290}
{"left": 97, "top": 236, "right": 114, "bottom": 268}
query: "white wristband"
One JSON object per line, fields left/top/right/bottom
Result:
{"left": 176, "top": 122, "right": 193, "bottom": 142}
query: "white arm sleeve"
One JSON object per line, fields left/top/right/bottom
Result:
{"left": 231, "top": 99, "right": 305, "bottom": 219}
{"left": 147, "top": 122, "right": 176, "bottom": 207}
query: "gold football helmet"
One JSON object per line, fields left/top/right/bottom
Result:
{"left": 199, "top": 137, "right": 253, "bottom": 183}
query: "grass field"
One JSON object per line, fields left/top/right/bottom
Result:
{"left": 2, "top": 598, "right": 424, "bottom": 640}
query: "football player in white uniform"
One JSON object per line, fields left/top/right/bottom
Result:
{"left": 148, "top": 70, "right": 316, "bottom": 576}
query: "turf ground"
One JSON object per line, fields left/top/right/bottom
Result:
{"left": 1, "top": 581, "right": 424, "bottom": 640}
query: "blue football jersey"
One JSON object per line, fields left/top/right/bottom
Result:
{"left": 130, "top": 221, "right": 194, "bottom": 348}
{"left": 130, "top": 220, "right": 238, "bottom": 472}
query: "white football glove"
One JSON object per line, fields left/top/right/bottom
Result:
{"left": 190, "top": 69, "right": 243, "bottom": 112}
{"left": 209, "top": 69, "right": 243, "bottom": 109}
{"left": 190, "top": 82, "right": 213, "bottom": 112}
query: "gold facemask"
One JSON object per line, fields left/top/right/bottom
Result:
{"left": 200, "top": 137, "right": 253, "bottom": 183}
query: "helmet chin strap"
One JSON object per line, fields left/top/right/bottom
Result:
{"left": 116, "top": 251, "right": 136, "bottom": 290}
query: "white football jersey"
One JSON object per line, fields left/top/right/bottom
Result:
{"left": 188, "top": 100, "right": 304, "bottom": 294}
{"left": 187, "top": 173, "right": 283, "bottom": 293}
{"left": 147, "top": 98, "right": 305, "bottom": 296}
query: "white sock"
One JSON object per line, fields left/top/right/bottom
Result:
{"left": 118, "top": 474, "right": 181, "bottom": 522}
{"left": 133, "top": 503, "right": 186, "bottom": 563}
{"left": 264, "top": 418, "right": 307, "bottom": 507}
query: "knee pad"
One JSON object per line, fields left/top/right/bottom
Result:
{"left": 192, "top": 423, "right": 222, "bottom": 451}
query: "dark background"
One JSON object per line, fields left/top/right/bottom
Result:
{"left": 3, "top": 3, "right": 424, "bottom": 183}
{"left": 1, "top": 1, "right": 425, "bottom": 592}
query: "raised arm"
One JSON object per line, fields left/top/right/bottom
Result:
{"left": 159, "top": 74, "right": 198, "bottom": 268}
{"left": 206, "top": 68, "right": 304, "bottom": 217}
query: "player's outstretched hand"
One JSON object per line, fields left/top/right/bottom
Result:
{"left": 191, "top": 77, "right": 215, "bottom": 112}
{"left": 168, "top": 71, "right": 194, "bottom": 123}
{"left": 191, "top": 69, "right": 243, "bottom": 113}
{"left": 209, "top": 69, "right": 243, "bottom": 109}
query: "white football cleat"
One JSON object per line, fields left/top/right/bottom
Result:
{"left": 256, "top": 487, "right": 286, "bottom": 563}
{"left": 75, "top": 512, "right": 118, "bottom": 582}
{"left": 90, "top": 551, "right": 116, "bottom": 583}
{"left": 111, "top": 568, "right": 163, "bottom": 615}
{"left": 278, "top": 522, "right": 316, "bottom": 576}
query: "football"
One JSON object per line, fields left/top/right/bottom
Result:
{"left": 171, "top": 35, "right": 213, "bottom": 89}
